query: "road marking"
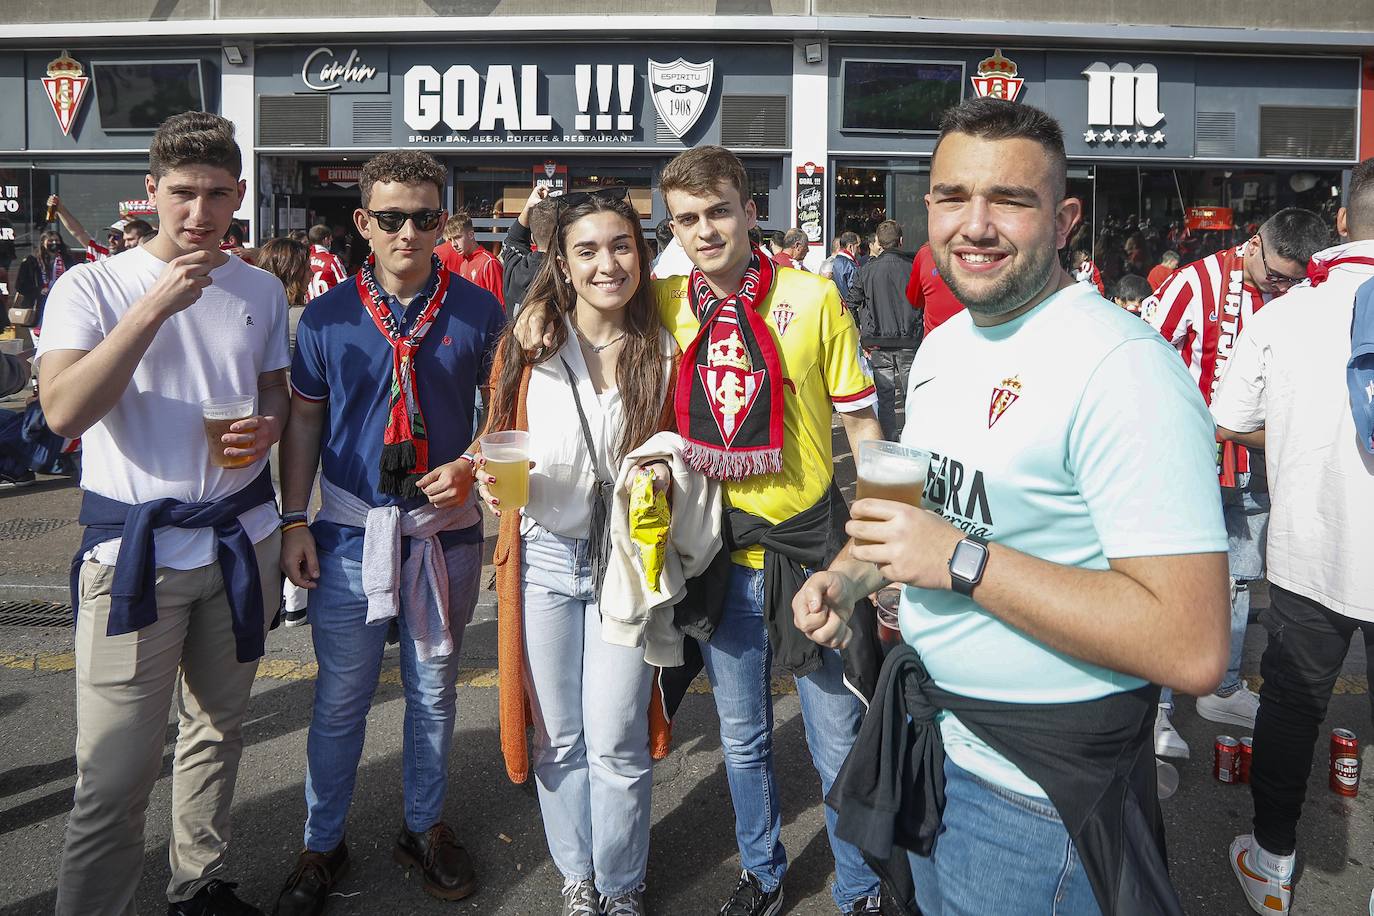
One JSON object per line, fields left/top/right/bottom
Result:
{"left": 0, "top": 651, "right": 799, "bottom": 695}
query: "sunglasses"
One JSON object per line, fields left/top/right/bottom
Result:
{"left": 553, "top": 186, "right": 630, "bottom": 208}
{"left": 366, "top": 208, "right": 444, "bottom": 233}
{"left": 1255, "top": 235, "right": 1304, "bottom": 290}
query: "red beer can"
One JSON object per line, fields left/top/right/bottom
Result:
{"left": 1214, "top": 736, "right": 1241, "bottom": 784}
{"left": 1239, "top": 737, "right": 1253, "bottom": 784}
{"left": 1330, "top": 729, "right": 1360, "bottom": 797}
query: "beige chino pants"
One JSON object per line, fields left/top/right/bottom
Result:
{"left": 55, "top": 531, "right": 281, "bottom": 916}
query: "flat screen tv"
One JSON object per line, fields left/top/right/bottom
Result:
{"left": 841, "top": 60, "right": 964, "bottom": 133}
{"left": 92, "top": 60, "right": 207, "bottom": 132}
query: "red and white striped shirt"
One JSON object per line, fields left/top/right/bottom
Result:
{"left": 307, "top": 244, "right": 348, "bottom": 301}
{"left": 1142, "top": 244, "right": 1268, "bottom": 476}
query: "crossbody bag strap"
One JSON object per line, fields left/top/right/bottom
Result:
{"left": 559, "top": 356, "right": 607, "bottom": 483}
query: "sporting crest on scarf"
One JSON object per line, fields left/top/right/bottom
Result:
{"left": 676, "top": 250, "right": 785, "bottom": 480}
{"left": 42, "top": 52, "right": 90, "bottom": 137}
{"left": 648, "top": 58, "right": 714, "bottom": 139}
{"left": 988, "top": 375, "right": 1021, "bottom": 428}
{"left": 970, "top": 50, "right": 1023, "bottom": 103}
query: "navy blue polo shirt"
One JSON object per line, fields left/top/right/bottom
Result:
{"left": 291, "top": 266, "right": 505, "bottom": 560}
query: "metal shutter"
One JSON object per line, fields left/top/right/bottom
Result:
{"left": 351, "top": 99, "right": 392, "bottom": 145}
{"left": 1194, "top": 111, "right": 1236, "bottom": 158}
{"left": 1259, "top": 106, "right": 1356, "bottom": 160}
{"left": 720, "top": 95, "right": 788, "bottom": 148}
{"left": 257, "top": 95, "right": 329, "bottom": 147}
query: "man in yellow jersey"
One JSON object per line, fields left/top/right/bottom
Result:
{"left": 518, "top": 146, "right": 884, "bottom": 916}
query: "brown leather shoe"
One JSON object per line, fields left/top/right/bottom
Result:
{"left": 272, "top": 842, "right": 349, "bottom": 916}
{"left": 393, "top": 822, "right": 478, "bottom": 901}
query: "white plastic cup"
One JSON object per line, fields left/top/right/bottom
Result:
{"left": 480, "top": 430, "right": 531, "bottom": 511}
{"left": 201, "top": 395, "right": 256, "bottom": 468}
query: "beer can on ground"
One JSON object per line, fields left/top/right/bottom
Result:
{"left": 1214, "top": 736, "right": 1241, "bottom": 784}
{"left": 1239, "top": 737, "right": 1253, "bottom": 784}
{"left": 1330, "top": 729, "right": 1360, "bottom": 797}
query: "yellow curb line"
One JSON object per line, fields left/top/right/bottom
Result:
{"left": 0, "top": 651, "right": 800, "bottom": 695}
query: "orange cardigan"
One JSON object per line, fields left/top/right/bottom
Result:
{"left": 489, "top": 346, "right": 678, "bottom": 783}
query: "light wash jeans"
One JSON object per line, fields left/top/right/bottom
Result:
{"left": 698, "top": 564, "right": 880, "bottom": 911}
{"left": 907, "top": 760, "right": 1101, "bottom": 915}
{"left": 522, "top": 521, "right": 655, "bottom": 897}
{"left": 302, "top": 542, "right": 480, "bottom": 851}
{"left": 1161, "top": 465, "right": 1268, "bottom": 710}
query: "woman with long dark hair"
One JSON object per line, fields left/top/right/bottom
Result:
{"left": 254, "top": 236, "right": 311, "bottom": 350}
{"left": 480, "top": 191, "right": 676, "bottom": 916}
{"left": 15, "top": 229, "right": 72, "bottom": 335}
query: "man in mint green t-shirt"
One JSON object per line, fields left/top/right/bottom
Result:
{"left": 794, "top": 98, "right": 1230, "bottom": 916}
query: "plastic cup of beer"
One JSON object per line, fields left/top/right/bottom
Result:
{"left": 480, "top": 430, "right": 531, "bottom": 512}
{"left": 854, "top": 440, "right": 933, "bottom": 544}
{"left": 201, "top": 395, "right": 257, "bottom": 469}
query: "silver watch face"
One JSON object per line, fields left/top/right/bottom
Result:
{"left": 950, "top": 540, "right": 986, "bottom": 580}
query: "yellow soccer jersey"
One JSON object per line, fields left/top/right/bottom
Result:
{"left": 655, "top": 267, "right": 877, "bottom": 568}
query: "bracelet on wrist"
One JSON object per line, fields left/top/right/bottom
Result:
{"left": 280, "top": 520, "right": 309, "bottom": 534}
{"left": 280, "top": 510, "right": 308, "bottom": 524}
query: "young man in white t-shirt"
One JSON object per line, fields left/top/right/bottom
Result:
{"left": 1212, "top": 159, "right": 1374, "bottom": 916}
{"left": 794, "top": 98, "right": 1230, "bottom": 915}
{"left": 37, "top": 112, "right": 290, "bottom": 916}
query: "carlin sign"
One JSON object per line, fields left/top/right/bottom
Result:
{"left": 648, "top": 58, "right": 714, "bottom": 139}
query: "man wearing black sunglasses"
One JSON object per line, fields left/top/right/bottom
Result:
{"left": 1142, "top": 207, "right": 1330, "bottom": 762}
{"left": 273, "top": 150, "right": 505, "bottom": 915}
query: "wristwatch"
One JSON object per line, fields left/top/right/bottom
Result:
{"left": 948, "top": 534, "right": 989, "bottom": 597}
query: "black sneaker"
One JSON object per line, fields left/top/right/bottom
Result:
{"left": 0, "top": 470, "right": 35, "bottom": 489}
{"left": 845, "top": 894, "right": 882, "bottom": 915}
{"left": 719, "top": 871, "right": 782, "bottom": 916}
{"left": 168, "top": 879, "right": 263, "bottom": 916}
{"left": 282, "top": 607, "right": 309, "bottom": 628}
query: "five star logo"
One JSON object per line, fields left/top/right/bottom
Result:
{"left": 771, "top": 302, "right": 795, "bottom": 338}
{"left": 988, "top": 375, "right": 1022, "bottom": 428}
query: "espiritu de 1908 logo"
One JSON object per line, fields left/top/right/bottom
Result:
{"left": 648, "top": 58, "right": 714, "bottom": 139}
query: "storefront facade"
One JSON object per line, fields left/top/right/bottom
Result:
{"left": 0, "top": 46, "right": 224, "bottom": 285}
{"left": 251, "top": 41, "right": 795, "bottom": 257}
{"left": 0, "top": 27, "right": 1366, "bottom": 279}
{"left": 827, "top": 45, "right": 1361, "bottom": 258}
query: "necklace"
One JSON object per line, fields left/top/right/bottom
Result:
{"left": 573, "top": 324, "right": 625, "bottom": 353}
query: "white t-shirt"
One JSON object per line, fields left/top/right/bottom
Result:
{"left": 900, "top": 282, "right": 1228, "bottom": 797}
{"left": 36, "top": 246, "right": 290, "bottom": 568}
{"left": 521, "top": 317, "right": 674, "bottom": 538}
{"left": 651, "top": 238, "right": 695, "bottom": 279}
{"left": 1212, "top": 241, "right": 1374, "bottom": 621}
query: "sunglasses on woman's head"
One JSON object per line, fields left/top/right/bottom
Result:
{"left": 553, "top": 186, "right": 630, "bottom": 208}
{"left": 365, "top": 209, "right": 444, "bottom": 233}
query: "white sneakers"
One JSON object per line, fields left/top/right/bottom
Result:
{"left": 1197, "top": 681, "right": 1261, "bottom": 729}
{"left": 1231, "top": 835, "right": 1293, "bottom": 914}
{"left": 1154, "top": 706, "right": 1191, "bottom": 759}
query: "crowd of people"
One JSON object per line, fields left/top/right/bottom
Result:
{"left": 9, "top": 96, "right": 1374, "bottom": 916}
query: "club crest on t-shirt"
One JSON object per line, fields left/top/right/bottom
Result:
{"left": 988, "top": 375, "right": 1022, "bottom": 428}
{"left": 770, "top": 302, "right": 795, "bottom": 338}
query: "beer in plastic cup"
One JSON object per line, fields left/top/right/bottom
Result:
{"left": 854, "top": 440, "right": 933, "bottom": 544}
{"left": 201, "top": 395, "right": 256, "bottom": 469}
{"left": 481, "top": 430, "right": 531, "bottom": 511}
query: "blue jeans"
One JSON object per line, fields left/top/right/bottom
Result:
{"left": 521, "top": 522, "right": 654, "bottom": 896}
{"left": 697, "top": 564, "right": 879, "bottom": 911}
{"left": 908, "top": 760, "right": 1100, "bottom": 915}
{"left": 302, "top": 543, "right": 481, "bottom": 851}
{"left": 1161, "top": 469, "right": 1268, "bottom": 709}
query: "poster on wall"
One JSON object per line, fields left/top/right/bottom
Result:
{"left": 795, "top": 162, "right": 825, "bottom": 245}
{"left": 533, "top": 161, "right": 568, "bottom": 194}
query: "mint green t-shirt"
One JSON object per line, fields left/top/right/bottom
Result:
{"left": 898, "top": 282, "right": 1227, "bottom": 798}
